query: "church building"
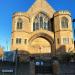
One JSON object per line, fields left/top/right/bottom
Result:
{"left": 11, "top": 0, "right": 74, "bottom": 55}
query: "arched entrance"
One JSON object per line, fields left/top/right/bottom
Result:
{"left": 29, "top": 33, "right": 54, "bottom": 75}
{"left": 31, "top": 37, "right": 51, "bottom": 53}
{"left": 29, "top": 33, "right": 54, "bottom": 54}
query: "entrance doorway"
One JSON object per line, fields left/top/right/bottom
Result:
{"left": 31, "top": 37, "right": 52, "bottom": 54}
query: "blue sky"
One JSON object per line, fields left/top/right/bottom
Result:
{"left": 0, "top": 0, "right": 75, "bottom": 51}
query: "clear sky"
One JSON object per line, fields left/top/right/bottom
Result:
{"left": 0, "top": 0, "right": 75, "bottom": 51}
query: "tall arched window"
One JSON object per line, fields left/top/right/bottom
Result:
{"left": 17, "top": 18, "right": 23, "bottom": 29}
{"left": 33, "top": 12, "right": 52, "bottom": 31}
{"left": 61, "top": 17, "right": 68, "bottom": 28}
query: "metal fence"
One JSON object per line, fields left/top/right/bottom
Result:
{"left": 0, "top": 51, "right": 75, "bottom": 75}
{"left": 60, "top": 62, "right": 75, "bottom": 75}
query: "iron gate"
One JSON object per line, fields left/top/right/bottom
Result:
{"left": 35, "top": 59, "right": 53, "bottom": 74}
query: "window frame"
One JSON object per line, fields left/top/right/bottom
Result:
{"left": 33, "top": 12, "right": 51, "bottom": 31}
{"left": 17, "top": 18, "right": 23, "bottom": 30}
{"left": 61, "top": 17, "right": 68, "bottom": 28}
{"left": 24, "top": 39, "right": 27, "bottom": 44}
{"left": 57, "top": 38, "right": 60, "bottom": 44}
{"left": 16, "top": 38, "right": 21, "bottom": 44}
{"left": 63, "top": 38, "right": 69, "bottom": 44}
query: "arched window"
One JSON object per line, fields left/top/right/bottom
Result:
{"left": 61, "top": 17, "right": 68, "bottom": 28}
{"left": 33, "top": 12, "right": 52, "bottom": 31}
{"left": 17, "top": 18, "right": 23, "bottom": 29}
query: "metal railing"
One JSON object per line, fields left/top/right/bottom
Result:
{"left": 0, "top": 50, "right": 75, "bottom": 75}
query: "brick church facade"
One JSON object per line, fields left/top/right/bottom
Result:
{"left": 11, "top": 0, "right": 74, "bottom": 55}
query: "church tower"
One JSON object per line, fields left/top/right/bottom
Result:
{"left": 54, "top": 11, "right": 74, "bottom": 53}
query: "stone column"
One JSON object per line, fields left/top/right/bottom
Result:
{"left": 30, "top": 61, "right": 35, "bottom": 75}
{"left": 52, "top": 60, "right": 60, "bottom": 75}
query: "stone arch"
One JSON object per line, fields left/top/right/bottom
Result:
{"left": 29, "top": 33, "right": 54, "bottom": 54}
{"left": 35, "top": 11, "right": 50, "bottom": 18}
{"left": 33, "top": 11, "right": 52, "bottom": 20}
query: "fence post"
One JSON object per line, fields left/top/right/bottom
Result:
{"left": 52, "top": 60, "right": 60, "bottom": 75}
{"left": 30, "top": 61, "right": 35, "bottom": 75}
{"left": 15, "top": 49, "right": 18, "bottom": 75}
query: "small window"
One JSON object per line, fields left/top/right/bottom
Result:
{"left": 40, "top": 16, "right": 43, "bottom": 28}
{"left": 63, "top": 38, "right": 69, "bottom": 44}
{"left": 57, "top": 38, "right": 60, "bottom": 44}
{"left": 16, "top": 38, "right": 21, "bottom": 44}
{"left": 61, "top": 17, "right": 68, "bottom": 28}
{"left": 17, "top": 18, "right": 23, "bottom": 29}
{"left": 12, "top": 39, "right": 13, "bottom": 45}
{"left": 33, "top": 22, "right": 36, "bottom": 31}
{"left": 44, "top": 22, "right": 48, "bottom": 30}
{"left": 24, "top": 39, "right": 27, "bottom": 44}
{"left": 36, "top": 22, "right": 39, "bottom": 30}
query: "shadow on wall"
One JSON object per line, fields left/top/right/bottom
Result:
{"left": 13, "top": 50, "right": 53, "bottom": 62}
{"left": 1, "top": 46, "right": 67, "bottom": 62}
{"left": 56, "top": 45, "right": 66, "bottom": 55}
{"left": 14, "top": 50, "right": 30, "bottom": 62}
{"left": 14, "top": 46, "right": 67, "bottom": 62}
{"left": 16, "top": 50, "right": 30, "bottom": 55}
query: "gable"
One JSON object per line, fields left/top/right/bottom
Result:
{"left": 27, "top": 0, "right": 55, "bottom": 18}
